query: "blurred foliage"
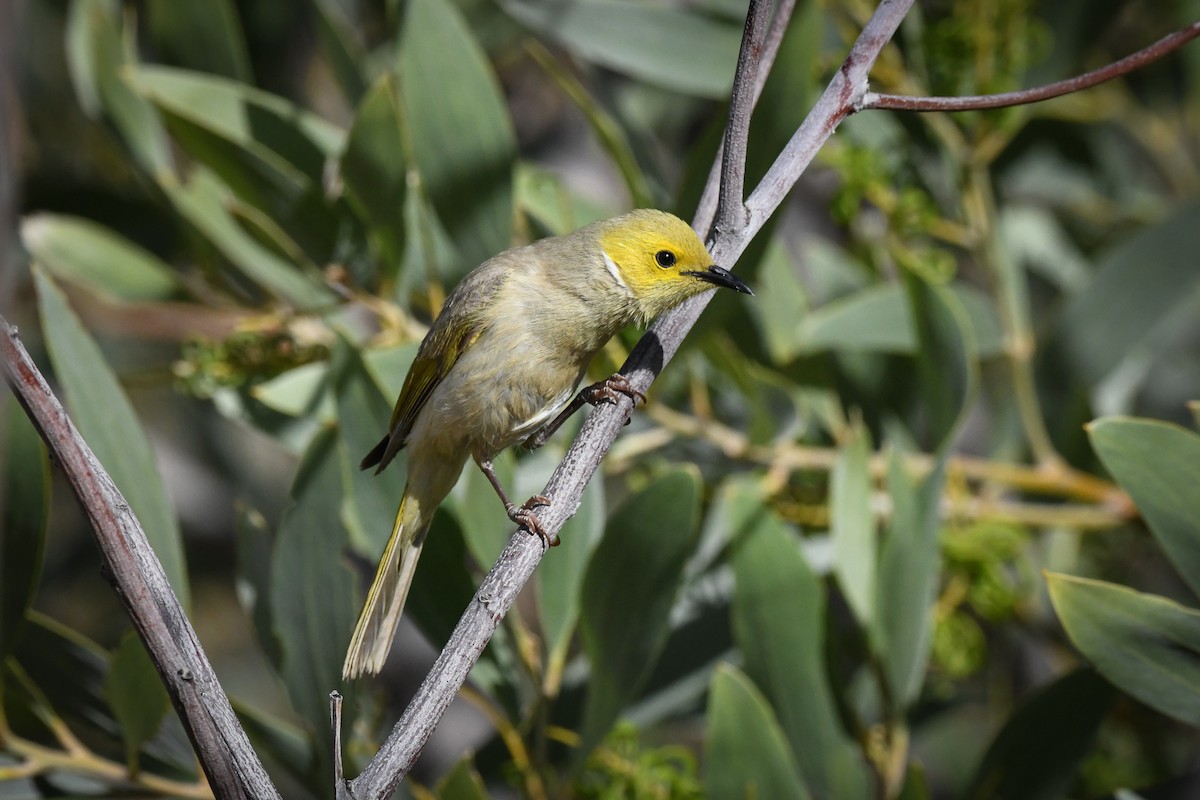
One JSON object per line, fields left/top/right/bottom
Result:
{"left": 4, "top": 0, "right": 1200, "bottom": 798}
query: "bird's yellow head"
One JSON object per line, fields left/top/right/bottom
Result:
{"left": 596, "top": 210, "right": 751, "bottom": 320}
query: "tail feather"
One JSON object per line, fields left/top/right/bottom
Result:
{"left": 342, "top": 494, "right": 427, "bottom": 680}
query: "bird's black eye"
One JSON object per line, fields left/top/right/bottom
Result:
{"left": 655, "top": 250, "right": 676, "bottom": 269}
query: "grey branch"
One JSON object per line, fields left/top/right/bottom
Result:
{"left": 0, "top": 321, "right": 281, "bottom": 800}
{"left": 345, "top": 0, "right": 916, "bottom": 797}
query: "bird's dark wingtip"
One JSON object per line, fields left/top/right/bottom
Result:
{"left": 360, "top": 435, "right": 389, "bottom": 472}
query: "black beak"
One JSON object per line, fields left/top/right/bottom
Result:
{"left": 683, "top": 265, "right": 753, "bottom": 295}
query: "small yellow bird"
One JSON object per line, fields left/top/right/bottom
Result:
{"left": 343, "top": 209, "right": 751, "bottom": 679}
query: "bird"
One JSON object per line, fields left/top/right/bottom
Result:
{"left": 343, "top": 208, "right": 751, "bottom": 679}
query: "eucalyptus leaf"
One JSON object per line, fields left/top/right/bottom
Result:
{"left": 166, "top": 168, "right": 334, "bottom": 309}
{"left": 436, "top": 754, "right": 489, "bottom": 800}
{"left": 269, "top": 427, "right": 358, "bottom": 765}
{"left": 397, "top": 0, "right": 516, "bottom": 276}
{"left": 339, "top": 74, "right": 408, "bottom": 277}
{"left": 145, "top": 0, "right": 252, "bottom": 81}
{"left": 128, "top": 65, "right": 343, "bottom": 162}
{"left": 874, "top": 447, "right": 946, "bottom": 709}
{"left": 1, "top": 403, "right": 48, "bottom": 661}
{"left": 830, "top": 421, "right": 875, "bottom": 627}
{"left": 103, "top": 631, "right": 170, "bottom": 773}
{"left": 35, "top": 270, "right": 190, "bottom": 607}
{"left": 22, "top": 213, "right": 184, "bottom": 303}
{"left": 1089, "top": 417, "right": 1200, "bottom": 598}
{"left": 965, "top": 669, "right": 1112, "bottom": 800}
{"left": 730, "top": 490, "right": 870, "bottom": 800}
{"left": 1060, "top": 202, "right": 1200, "bottom": 384}
{"left": 65, "top": 0, "right": 173, "bottom": 176}
{"left": 577, "top": 466, "right": 701, "bottom": 762}
{"left": 537, "top": 474, "right": 604, "bottom": 691}
{"left": 705, "top": 664, "right": 811, "bottom": 800}
{"left": 1048, "top": 573, "right": 1200, "bottom": 727}
{"left": 331, "top": 338, "right": 407, "bottom": 555}
{"left": 501, "top": 0, "right": 741, "bottom": 99}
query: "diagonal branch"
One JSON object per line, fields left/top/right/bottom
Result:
{"left": 0, "top": 321, "right": 281, "bottom": 800}
{"left": 346, "top": 0, "right": 916, "bottom": 797}
{"left": 860, "top": 19, "right": 1200, "bottom": 113}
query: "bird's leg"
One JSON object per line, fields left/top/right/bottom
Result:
{"left": 476, "top": 457, "right": 556, "bottom": 547}
{"left": 524, "top": 373, "right": 646, "bottom": 450}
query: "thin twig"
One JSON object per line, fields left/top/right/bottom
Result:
{"left": 347, "top": 2, "right": 916, "bottom": 797}
{"left": 860, "top": 20, "right": 1200, "bottom": 112}
{"left": 714, "top": 0, "right": 773, "bottom": 237}
{"left": 695, "top": 0, "right": 798, "bottom": 237}
{"left": 0, "top": 321, "right": 281, "bottom": 800}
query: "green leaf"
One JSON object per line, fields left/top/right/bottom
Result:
{"left": 577, "top": 466, "right": 701, "bottom": 761}
{"left": 965, "top": 668, "right": 1112, "bottom": 800}
{"left": 10, "top": 615, "right": 195, "bottom": 773}
{"left": 1, "top": 402, "right": 49, "bottom": 661}
{"left": 454, "top": 450, "right": 514, "bottom": 568}
{"left": 103, "top": 631, "right": 170, "bottom": 773}
{"left": 35, "top": 270, "right": 190, "bottom": 606}
{"left": 339, "top": 74, "right": 408, "bottom": 277}
{"left": 65, "top": 0, "right": 173, "bottom": 176}
{"left": 1089, "top": 417, "right": 1200, "bottom": 598}
{"left": 22, "top": 214, "right": 184, "bottom": 302}
{"left": 1060, "top": 202, "right": 1200, "bottom": 383}
{"left": 1048, "top": 573, "right": 1200, "bottom": 727}
{"left": 907, "top": 280, "right": 978, "bottom": 450}
{"left": 436, "top": 754, "right": 489, "bottom": 800}
{"left": 515, "top": 163, "right": 610, "bottom": 236}
{"left": 397, "top": 0, "right": 516, "bottom": 275}
{"left": 145, "top": 0, "right": 252, "bottom": 81}
{"left": 705, "top": 664, "right": 811, "bottom": 800}
{"left": 311, "top": 0, "right": 369, "bottom": 104}
{"left": 234, "top": 701, "right": 314, "bottom": 785}
{"left": 502, "top": 0, "right": 741, "bottom": 99}
{"left": 798, "top": 283, "right": 1003, "bottom": 358}
{"left": 537, "top": 474, "right": 604, "bottom": 691}
{"left": 331, "top": 338, "right": 407, "bottom": 555}
{"left": 166, "top": 168, "right": 335, "bottom": 309}
{"left": 730, "top": 486, "right": 870, "bottom": 800}
{"left": 830, "top": 421, "right": 875, "bottom": 627}
{"left": 235, "top": 503, "right": 281, "bottom": 666}
{"left": 128, "top": 65, "right": 343, "bottom": 182}
{"left": 747, "top": 237, "right": 812, "bottom": 363}
{"left": 873, "top": 447, "right": 946, "bottom": 709}
{"left": 269, "top": 428, "right": 358, "bottom": 758}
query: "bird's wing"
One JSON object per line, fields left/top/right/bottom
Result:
{"left": 361, "top": 264, "right": 508, "bottom": 471}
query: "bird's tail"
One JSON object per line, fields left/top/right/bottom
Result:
{"left": 342, "top": 489, "right": 429, "bottom": 680}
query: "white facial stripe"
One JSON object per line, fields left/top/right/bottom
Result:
{"left": 602, "top": 251, "right": 632, "bottom": 296}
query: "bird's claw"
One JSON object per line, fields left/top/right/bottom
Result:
{"left": 583, "top": 374, "right": 645, "bottom": 408}
{"left": 507, "top": 495, "right": 558, "bottom": 547}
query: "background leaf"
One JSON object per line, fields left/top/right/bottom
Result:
{"left": 965, "top": 669, "right": 1112, "bottom": 800}
{"left": 1048, "top": 573, "right": 1200, "bottom": 727}
{"left": 397, "top": 0, "right": 516, "bottom": 276}
{"left": 731, "top": 490, "right": 870, "bottom": 800}
{"left": 0, "top": 402, "right": 49, "bottom": 661}
{"left": 22, "top": 213, "right": 185, "bottom": 302}
{"left": 103, "top": 630, "right": 171, "bottom": 773}
{"left": 705, "top": 664, "right": 811, "bottom": 800}
{"left": 501, "top": 0, "right": 741, "bottom": 99}
{"left": 830, "top": 420, "right": 875, "bottom": 627}
{"left": 577, "top": 466, "right": 701, "bottom": 761}
{"left": 35, "top": 270, "right": 190, "bottom": 607}
{"left": 1089, "top": 417, "right": 1200, "bottom": 597}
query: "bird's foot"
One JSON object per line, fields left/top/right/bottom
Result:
{"left": 507, "top": 495, "right": 557, "bottom": 547}
{"left": 582, "top": 374, "right": 646, "bottom": 409}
